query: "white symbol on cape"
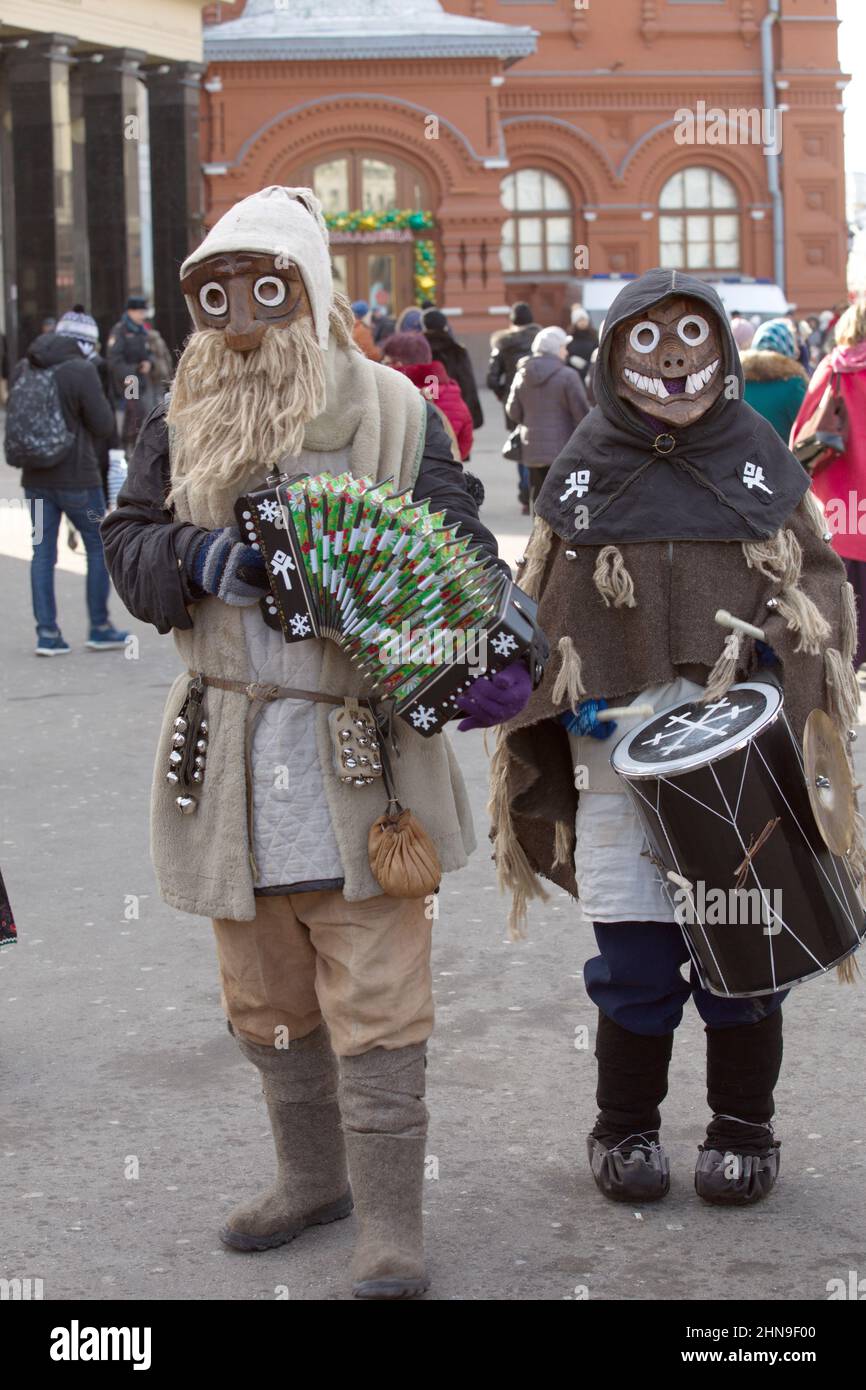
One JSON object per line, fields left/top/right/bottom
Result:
{"left": 257, "top": 498, "right": 281, "bottom": 523}
{"left": 639, "top": 698, "right": 745, "bottom": 758}
{"left": 289, "top": 613, "right": 312, "bottom": 638}
{"left": 270, "top": 549, "right": 296, "bottom": 588}
{"left": 560, "top": 468, "right": 591, "bottom": 503}
{"left": 491, "top": 633, "right": 518, "bottom": 658}
{"left": 742, "top": 461, "right": 773, "bottom": 495}
{"left": 409, "top": 704, "right": 438, "bottom": 731}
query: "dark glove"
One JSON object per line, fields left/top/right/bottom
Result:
{"left": 455, "top": 661, "right": 532, "bottom": 732}
{"left": 560, "top": 698, "right": 617, "bottom": 741}
{"left": 191, "top": 526, "right": 269, "bottom": 607}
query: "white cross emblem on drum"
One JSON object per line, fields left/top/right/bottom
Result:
{"left": 638, "top": 698, "right": 746, "bottom": 758}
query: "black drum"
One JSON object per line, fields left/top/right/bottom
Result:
{"left": 610, "top": 681, "right": 865, "bottom": 997}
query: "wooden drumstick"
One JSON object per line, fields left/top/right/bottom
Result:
{"left": 715, "top": 608, "right": 766, "bottom": 642}
{"left": 595, "top": 703, "right": 655, "bottom": 723}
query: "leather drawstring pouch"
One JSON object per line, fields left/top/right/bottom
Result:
{"left": 366, "top": 707, "right": 441, "bottom": 899}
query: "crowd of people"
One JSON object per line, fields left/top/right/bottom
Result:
{"left": 5, "top": 277, "right": 866, "bottom": 668}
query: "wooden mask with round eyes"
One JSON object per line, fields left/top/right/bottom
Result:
{"left": 180, "top": 252, "right": 312, "bottom": 353}
{"left": 611, "top": 295, "right": 724, "bottom": 427}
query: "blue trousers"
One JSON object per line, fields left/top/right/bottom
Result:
{"left": 24, "top": 485, "right": 110, "bottom": 636}
{"left": 586, "top": 920, "right": 788, "bottom": 1037}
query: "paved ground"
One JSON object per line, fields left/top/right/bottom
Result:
{"left": 1, "top": 390, "right": 865, "bottom": 1302}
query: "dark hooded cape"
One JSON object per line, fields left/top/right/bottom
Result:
{"left": 536, "top": 268, "right": 809, "bottom": 544}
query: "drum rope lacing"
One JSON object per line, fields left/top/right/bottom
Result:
{"left": 733, "top": 817, "right": 781, "bottom": 889}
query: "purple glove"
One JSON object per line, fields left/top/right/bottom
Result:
{"left": 455, "top": 661, "right": 532, "bottom": 732}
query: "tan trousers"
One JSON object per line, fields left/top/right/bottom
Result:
{"left": 211, "top": 890, "right": 434, "bottom": 1056}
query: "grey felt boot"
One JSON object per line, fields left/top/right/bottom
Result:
{"left": 220, "top": 1025, "right": 353, "bottom": 1251}
{"left": 340, "top": 1043, "right": 429, "bottom": 1300}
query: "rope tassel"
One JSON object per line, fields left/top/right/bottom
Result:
{"left": 551, "top": 636, "right": 586, "bottom": 710}
{"left": 701, "top": 631, "right": 741, "bottom": 704}
{"left": 593, "top": 545, "right": 637, "bottom": 609}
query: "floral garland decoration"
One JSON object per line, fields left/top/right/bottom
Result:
{"left": 324, "top": 209, "right": 436, "bottom": 299}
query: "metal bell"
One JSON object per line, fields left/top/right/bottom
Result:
{"left": 357, "top": 736, "right": 370, "bottom": 747}
{"left": 196, "top": 739, "right": 208, "bottom": 753}
{"left": 173, "top": 716, "right": 188, "bottom": 732}
{"left": 169, "top": 750, "right": 183, "bottom": 766}
{"left": 176, "top": 795, "right": 196, "bottom": 815}
{"left": 195, "top": 755, "right": 206, "bottom": 769}
{"left": 171, "top": 732, "right": 186, "bottom": 748}
{"left": 353, "top": 777, "right": 367, "bottom": 787}
{"left": 371, "top": 761, "right": 382, "bottom": 773}
{"left": 359, "top": 756, "right": 370, "bottom": 766}
{"left": 343, "top": 756, "right": 357, "bottom": 769}
{"left": 766, "top": 597, "right": 779, "bottom": 610}
{"left": 166, "top": 770, "right": 179, "bottom": 785}
{"left": 192, "top": 769, "right": 204, "bottom": 783}
{"left": 340, "top": 729, "right": 352, "bottom": 742}
{"left": 199, "top": 721, "right": 209, "bottom": 735}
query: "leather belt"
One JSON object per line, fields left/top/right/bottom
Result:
{"left": 186, "top": 672, "right": 396, "bottom": 880}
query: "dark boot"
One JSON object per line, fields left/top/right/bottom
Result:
{"left": 220, "top": 1026, "right": 353, "bottom": 1251}
{"left": 340, "top": 1043, "right": 429, "bottom": 1300}
{"left": 696, "top": 1009, "right": 783, "bottom": 1205}
{"left": 587, "top": 1012, "right": 673, "bottom": 1202}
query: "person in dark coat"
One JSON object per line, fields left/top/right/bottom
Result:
{"left": 8, "top": 329, "right": 128, "bottom": 655}
{"left": 421, "top": 309, "right": 483, "bottom": 429}
{"left": 55, "top": 306, "right": 119, "bottom": 499}
{"left": 487, "top": 302, "right": 542, "bottom": 511}
{"left": 107, "top": 294, "right": 155, "bottom": 451}
{"left": 486, "top": 302, "right": 540, "bottom": 415}
{"left": 565, "top": 306, "right": 599, "bottom": 383}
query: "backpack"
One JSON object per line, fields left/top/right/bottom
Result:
{"left": 5, "top": 361, "right": 76, "bottom": 470}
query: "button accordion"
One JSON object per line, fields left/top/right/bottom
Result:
{"left": 235, "top": 471, "right": 545, "bottom": 735}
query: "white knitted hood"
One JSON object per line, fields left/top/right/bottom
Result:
{"left": 180, "top": 185, "right": 333, "bottom": 348}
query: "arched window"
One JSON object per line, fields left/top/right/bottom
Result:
{"left": 294, "top": 152, "right": 429, "bottom": 214}
{"left": 659, "top": 168, "right": 740, "bottom": 272}
{"left": 500, "top": 169, "right": 573, "bottom": 274}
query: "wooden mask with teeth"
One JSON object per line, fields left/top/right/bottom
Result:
{"left": 611, "top": 294, "right": 724, "bottom": 428}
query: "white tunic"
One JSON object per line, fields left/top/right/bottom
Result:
{"left": 568, "top": 676, "right": 704, "bottom": 924}
{"left": 242, "top": 446, "right": 351, "bottom": 890}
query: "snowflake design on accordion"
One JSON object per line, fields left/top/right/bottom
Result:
{"left": 491, "top": 632, "right": 518, "bottom": 659}
{"left": 409, "top": 704, "right": 438, "bottom": 731}
{"left": 257, "top": 497, "right": 281, "bottom": 524}
{"left": 289, "top": 613, "right": 312, "bottom": 638}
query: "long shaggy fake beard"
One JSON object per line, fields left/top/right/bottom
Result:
{"left": 166, "top": 319, "right": 327, "bottom": 518}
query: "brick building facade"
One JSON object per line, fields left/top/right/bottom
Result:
{"left": 202, "top": 0, "right": 849, "bottom": 356}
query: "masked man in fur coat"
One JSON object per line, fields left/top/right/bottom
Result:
{"left": 101, "top": 186, "right": 519, "bottom": 1299}
{"left": 457, "top": 269, "right": 863, "bottom": 1208}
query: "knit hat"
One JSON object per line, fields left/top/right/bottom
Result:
{"left": 511, "top": 301, "right": 534, "bottom": 326}
{"left": 56, "top": 307, "right": 100, "bottom": 357}
{"left": 180, "top": 186, "right": 333, "bottom": 348}
{"left": 381, "top": 332, "right": 432, "bottom": 365}
{"left": 532, "top": 325, "right": 568, "bottom": 356}
{"left": 422, "top": 309, "right": 449, "bottom": 332}
{"left": 351, "top": 299, "right": 369, "bottom": 318}
{"left": 751, "top": 317, "right": 797, "bottom": 359}
{"left": 395, "top": 306, "right": 423, "bottom": 333}
{"left": 731, "top": 318, "right": 756, "bottom": 350}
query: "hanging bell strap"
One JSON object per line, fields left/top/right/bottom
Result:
{"left": 187, "top": 673, "right": 396, "bottom": 875}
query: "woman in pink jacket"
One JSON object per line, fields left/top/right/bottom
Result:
{"left": 381, "top": 332, "right": 474, "bottom": 461}
{"left": 792, "top": 302, "right": 866, "bottom": 666}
